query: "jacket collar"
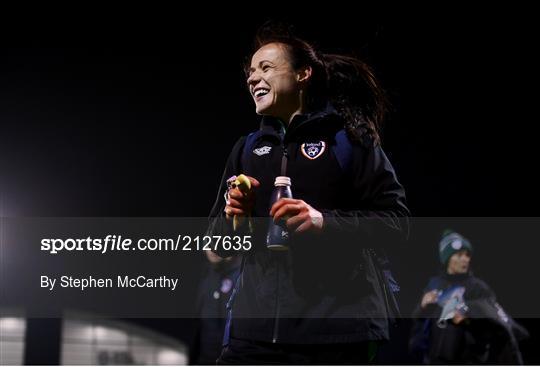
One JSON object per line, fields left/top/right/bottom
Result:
{"left": 442, "top": 271, "right": 472, "bottom": 283}
{"left": 258, "top": 103, "right": 342, "bottom": 141}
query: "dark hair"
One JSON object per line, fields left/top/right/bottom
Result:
{"left": 248, "top": 22, "right": 388, "bottom": 144}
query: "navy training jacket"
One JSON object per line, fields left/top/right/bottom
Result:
{"left": 207, "top": 105, "right": 410, "bottom": 344}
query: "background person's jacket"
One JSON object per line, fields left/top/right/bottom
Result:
{"left": 409, "top": 272, "right": 528, "bottom": 364}
{"left": 207, "top": 105, "right": 409, "bottom": 344}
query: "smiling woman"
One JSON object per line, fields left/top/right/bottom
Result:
{"left": 246, "top": 42, "right": 311, "bottom": 124}
{"left": 206, "top": 22, "right": 409, "bottom": 365}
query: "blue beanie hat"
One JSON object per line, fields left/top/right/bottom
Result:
{"left": 439, "top": 230, "right": 473, "bottom": 265}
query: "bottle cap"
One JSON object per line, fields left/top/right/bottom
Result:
{"left": 274, "top": 176, "right": 291, "bottom": 186}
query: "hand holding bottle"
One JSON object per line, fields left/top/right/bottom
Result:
{"left": 270, "top": 198, "right": 324, "bottom": 234}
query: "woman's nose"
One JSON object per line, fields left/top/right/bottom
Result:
{"left": 247, "top": 70, "right": 261, "bottom": 86}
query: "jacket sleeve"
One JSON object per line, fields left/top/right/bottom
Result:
{"left": 205, "top": 136, "right": 248, "bottom": 257}
{"left": 409, "top": 278, "right": 442, "bottom": 360}
{"left": 320, "top": 142, "right": 410, "bottom": 243}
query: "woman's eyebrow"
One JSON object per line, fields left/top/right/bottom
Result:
{"left": 247, "top": 60, "right": 275, "bottom": 75}
{"left": 258, "top": 60, "right": 274, "bottom": 66}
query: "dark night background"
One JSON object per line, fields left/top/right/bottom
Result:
{"left": 1, "top": 8, "right": 539, "bottom": 364}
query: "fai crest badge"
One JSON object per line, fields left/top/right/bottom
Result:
{"left": 301, "top": 141, "right": 326, "bottom": 160}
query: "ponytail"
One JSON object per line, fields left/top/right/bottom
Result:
{"left": 322, "top": 54, "right": 388, "bottom": 145}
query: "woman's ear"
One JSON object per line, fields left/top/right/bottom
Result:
{"left": 297, "top": 66, "right": 313, "bottom": 83}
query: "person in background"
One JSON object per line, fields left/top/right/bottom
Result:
{"left": 190, "top": 251, "right": 241, "bottom": 365}
{"left": 409, "top": 230, "right": 528, "bottom": 364}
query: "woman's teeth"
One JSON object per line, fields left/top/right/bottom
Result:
{"left": 254, "top": 89, "right": 269, "bottom": 98}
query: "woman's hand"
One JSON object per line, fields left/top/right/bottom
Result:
{"left": 452, "top": 311, "right": 467, "bottom": 325}
{"left": 421, "top": 290, "right": 440, "bottom": 309}
{"left": 270, "top": 198, "right": 324, "bottom": 233}
{"left": 224, "top": 176, "right": 260, "bottom": 219}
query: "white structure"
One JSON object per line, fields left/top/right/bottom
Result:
{"left": 61, "top": 316, "right": 188, "bottom": 365}
{"left": 0, "top": 314, "right": 26, "bottom": 365}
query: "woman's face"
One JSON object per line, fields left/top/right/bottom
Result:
{"left": 247, "top": 43, "right": 305, "bottom": 123}
{"left": 447, "top": 250, "right": 471, "bottom": 274}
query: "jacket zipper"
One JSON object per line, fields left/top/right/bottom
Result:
{"left": 272, "top": 122, "right": 287, "bottom": 344}
{"left": 279, "top": 122, "right": 288, "bottom": 177}
{"left": 272, "top": 259, "right": 281, "bottom": 343}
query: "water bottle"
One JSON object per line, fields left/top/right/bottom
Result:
{"left": 266, "top": 176, "right": 292, "bottom": 251}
